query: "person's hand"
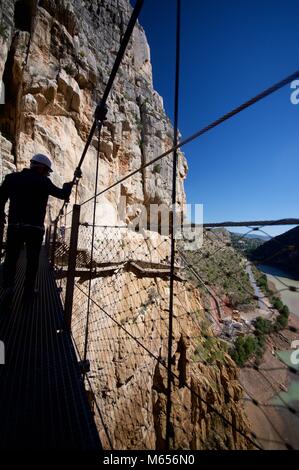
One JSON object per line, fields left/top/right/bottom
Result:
{"left": 74, "top": 168, "right": 82, "bottom": 179}
{"left": 63, "top": 182, "right": 73, "bottom": 202}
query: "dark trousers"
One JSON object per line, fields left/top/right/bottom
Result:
{"left": 2, "top": 226, "right": 44, "bottom": 291}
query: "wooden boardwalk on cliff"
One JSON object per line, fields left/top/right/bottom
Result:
{"left": 0, "top": 249, "right": 101, "bottom": 450}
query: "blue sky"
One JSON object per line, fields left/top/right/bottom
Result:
{"left": 133, "top": 0, "right": 299, "bottom": 236}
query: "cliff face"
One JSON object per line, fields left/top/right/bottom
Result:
{"left": 0, "top": 0, "right": 187, "bottom": 222}
{"left": 0, "top": 0, "right": 252, "bottom": 450}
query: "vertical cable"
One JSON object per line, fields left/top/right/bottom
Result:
{"left": 166, "top": 0, "right": 181, "bottom": 450}
{"left": 58, "top": 215, "right": 63, "bottom": 291}
{"left": 75, "top": 182, "right": 79, "bottom": 205}
{"left": 64, "top": 204, "right": 68, "bottom": 246}
{"left": 83, "top": 122, "right": 102, "bottom": 364}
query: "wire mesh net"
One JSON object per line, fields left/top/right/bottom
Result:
{"left": 47, "top": 192, "right": 299, "bottom": 451}
{"left": 41, "top": 59, "right": 299, "bottom": 451}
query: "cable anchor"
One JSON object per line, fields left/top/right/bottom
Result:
{"left": 94, "top": 101, "right": 108, "bottom": 124}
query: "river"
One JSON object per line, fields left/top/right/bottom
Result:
{"left": 257, "top": 264, "right": 299, "bottom": 448}
{"left": 245, "top": 262, "right": 268, "bottom": 311}
{"left": 258, "top": 264, "right": 299, "bottom": 317}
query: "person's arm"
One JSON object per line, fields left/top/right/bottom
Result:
{"left": 0, "top": 176, "right": 10, "bottom": 222}
{"left": 48, "top": 179, "right": 73, "bottom": 201}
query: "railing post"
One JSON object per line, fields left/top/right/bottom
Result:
{"left": 50, "top": 220, "right": 58, "bottom": 267}
{"left": 65, "top": 204, "right": 81, "bottom": 330}
{"left": 0, "top": 219, "right": 4, "bottom": 260}
{"left": 48, "top": 224, "right": 53, "bottom": 255}
{"left": 45, "top": 225, "right": 51, "bottom": 255}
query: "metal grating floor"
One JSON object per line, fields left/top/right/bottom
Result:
{"left": 0, "top": 249, "right": 102, "bottom": 450}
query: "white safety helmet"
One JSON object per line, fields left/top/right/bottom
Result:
{"left": 31, "top": 153, "right": 53, "bottom": 172}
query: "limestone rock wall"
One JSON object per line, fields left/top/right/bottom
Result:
{"left": 0, "top": 0, "right": 187, "bottom": 223}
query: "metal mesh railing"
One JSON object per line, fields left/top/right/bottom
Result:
{"left": 48, "top": 191, "right": 299, "bottom": 451}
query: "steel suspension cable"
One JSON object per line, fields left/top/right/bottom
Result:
{"left": 79, "top": 69, "right": 299, "bottom": 208}
{"left": 203, "top": 218, "right": 299, "bottom": 227}
{"left": 166, "top": 0, "right": 181, "bottom": 451}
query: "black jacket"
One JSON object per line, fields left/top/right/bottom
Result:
{"left": 0, "top": 169, "right": 72, "bottom": 229}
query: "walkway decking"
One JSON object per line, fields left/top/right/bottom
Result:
{"left": 0, "top": 249, "right": 101, "bottom": 450}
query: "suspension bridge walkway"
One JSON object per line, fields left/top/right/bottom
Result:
{"left": 0, "top": 248, "right": 101, "bottom": 450}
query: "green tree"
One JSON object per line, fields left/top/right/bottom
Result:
{"left": 255, "top": 316, "right": 272, "bottom": 334}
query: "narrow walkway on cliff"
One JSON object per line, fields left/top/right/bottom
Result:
{"left": 0, "top": 248, "right": 101, "bottom": 450}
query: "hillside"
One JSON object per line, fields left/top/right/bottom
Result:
{"left": 251, "top": 226, "right": 299, "bottom": 277}
{"left": 182, "top": 229, "right": 256, "bottom": 314}
{"left": 230, "top": 232, "right": 265, "bottom": 256}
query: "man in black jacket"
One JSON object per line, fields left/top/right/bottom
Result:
{"left": 0, "top": 154, "right": 73, "bottom": 300}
